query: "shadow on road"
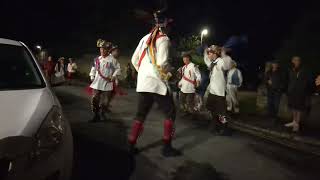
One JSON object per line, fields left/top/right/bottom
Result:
{"left": 71, "top": 122, "right": 135, "bottom": 180}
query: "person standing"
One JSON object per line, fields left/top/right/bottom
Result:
{"left": 67, "top": 58, "right": 78, "bottom": 85}
{"left": 265, "top": 61, "right": 285, "bottom": 122}
{"left": 128, "top": 15, "right": 181, "bottom": 157}
{"left": 44, "top": 56, "right": 55, "bottom": 85}
{"left": 285, "top": 56, "right": 312, "bottom": 132}
{"left": 178, "top": 53, "right": 201, "bottom": 114}
{"left": 204, "top": 45, "right": 232, "bottom": 135}
{"left": 89, "top": 39, "right": 120, "bottom": 122}
{"left": 54, "top": 57, "right": 66, "bottom": 84}
{"left": 226, "top": 60, "right": 243, "bottom": 114}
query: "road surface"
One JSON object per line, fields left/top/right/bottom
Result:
{"left": 53, "top": 85, "right": 319, "bottom": 180}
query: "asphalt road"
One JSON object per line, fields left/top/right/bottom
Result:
{"left": 53, "top": 85, "right": 319, "bottom": 180}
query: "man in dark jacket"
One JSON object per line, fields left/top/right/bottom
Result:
{"left": 265, "top": 61, "right": 286, "bottom": 121}
{"left": 285, "top": 56, "right": 312, "bottom": 132}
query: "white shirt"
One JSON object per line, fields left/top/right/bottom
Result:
{"left": 204, "top": 53, "right": 232, "bottom": 97}
{"left": 67, "top": 62, "right": 77, "bottom": 73}
{"left": 178, "top": 62, "right": 201, "bottom": 93}
{"left": 89, "top": 54, "right": 121, "bottom": 91}
{"left": 55, "top": 64, "right": 65, "bottom": 77}
{"left": 131, "top": 33, "right": 170, "bottom": 96}
{"left": 227, "top": 68, "right": 243, "bottom": 87}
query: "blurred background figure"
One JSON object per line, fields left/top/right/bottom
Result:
{"left": 126, "top": 62, "right": 133, "bottom": 88}
{"left": 44, "top": 56, "right": 55, "bottom": 85}
{"left": 285, "top": 56, "right": 312, "bottom": 133}
{"left": 67, "top": 58, "right": 78, "bottom": 85}
{"left": 54, "top": 57, "right": 66, "bottom": 84}
{"left": 226, "top": 60, "right": 243, "bottom": 114}
{"left": 316, "top": 74, "right": 320, "bottom": 92}
{"left": 265, "top": 60, "right": 286, "bottom": 123}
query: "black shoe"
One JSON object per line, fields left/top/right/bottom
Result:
{"left": 100, "top": 112, "right": 108, "bottom": 122}
{"left": 129, "top": 144, "right": 139, "bottom": 155}
{"left": 161, "top": 144, "right": 182, "bottom": 157}
{"left": 88, "top": 114, "right": 100, "bottom": 123}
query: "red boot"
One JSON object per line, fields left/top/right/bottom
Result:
{"left": 128, "top": 120, "right": 143, "bottom": 154}
{"left": 162, "top": 119, "right": 182, "bottom": 157}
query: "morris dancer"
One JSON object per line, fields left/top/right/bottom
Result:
{"left": 204, "top": 45, "right": 232, "bottom": 135}
{"left": 89, "top": 39, "right": 120, "bottom": 122}
{"left": 178, "top": 53, "right": 201, "bottom": 114}
{"left": 128, "top": 14, "right": 181, "bottom": 157}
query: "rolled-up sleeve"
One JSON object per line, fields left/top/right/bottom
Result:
{"left": 203, "top": 50, "right": 211, "bottom": 67}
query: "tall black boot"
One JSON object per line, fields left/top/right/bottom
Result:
{"left": 162, "top": 119, "right": 182, "bottom": 157}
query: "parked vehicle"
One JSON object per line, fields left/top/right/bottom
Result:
{"left": 0, "top": 38, "right": 73, "bottom": 180}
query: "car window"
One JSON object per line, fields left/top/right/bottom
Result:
{"left": 0, "top": 44, "right": 45, "bottom": 90}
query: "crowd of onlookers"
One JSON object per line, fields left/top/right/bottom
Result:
{"left": 42, "top": 56, "right": 78, "bottom": 85}
{"left": 265, "top": 56, "right": 320, "bottom": 133}
{"left": 126, "top": 53, "right": 319, "bottom": 134}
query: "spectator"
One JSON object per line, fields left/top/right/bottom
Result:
{"left": 226, "top": 60, "right": 243, "bottom": 114}
{"left": 54, "top": 57, "right": 66, "bottom": 84}
{"left": 285, "top": 56, "right": 312, "bottom": 132}
{"left": 44, "top": 56, "right": 55, "bottom": 84}
{"left": 67, "top": 58, "right": 77, "bottom": 85}
{"left": 265, "top": 60, "right": 286, "bottom": 122}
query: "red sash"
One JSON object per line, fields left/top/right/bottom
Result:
{"left": 137, "top": 34, "right": 167, "bottom": 69}
{"left": 95, "top": 59, "right": 112, "bottom": 82}
{"left": 183, "top": 76, "right": 196, "bottom": 85}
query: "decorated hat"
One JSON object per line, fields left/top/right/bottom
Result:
{"left": 207, "top": 45, "right": 222, "bottom": 56}
{"left": 109, "top": 44, "right": 119, "bottom": 52}
{"left": 96, "top": 39, "right": 112, "bottom": 49}
{"left": 58, "top": 57, "right": 65, "bottom": 61}
{"left": 153, "top": 10, "right": 173, "bottom": 28}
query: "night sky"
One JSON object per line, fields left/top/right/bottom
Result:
{"left": 0, "top": 0, "right": 309, "bottom": 64}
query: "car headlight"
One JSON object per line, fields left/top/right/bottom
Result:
{"left": 33, "top": 106, "right": 65, "bottom": 158}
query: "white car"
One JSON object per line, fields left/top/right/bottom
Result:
{"left": 0, "top": 38, "right": 73, "bottom": 180}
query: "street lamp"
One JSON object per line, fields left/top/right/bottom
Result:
{"left": 36, "top": 45, "right": 42, "bottom": 51}
{"left": 201, "top": 29, "right": 208, "bottom": 44}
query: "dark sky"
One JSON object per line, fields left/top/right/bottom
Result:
{"left": 0, "top": 0, "right": 308, "bottom": 62}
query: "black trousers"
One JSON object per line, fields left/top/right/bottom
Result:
{"left": 267, "top": 89, "right": 282, "bottom": 117}
{"left": 135, "top": 92, "right": 176, "bottom": 122}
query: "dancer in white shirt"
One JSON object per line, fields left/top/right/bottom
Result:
{"left": 204, "top": 45, "right": 232, "bottom": 135}
{"left": 178, "top": 53, "right": 201, "bottom": 114}
{"left": 89, "top": 39, "right": 120, "bottom": 122}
